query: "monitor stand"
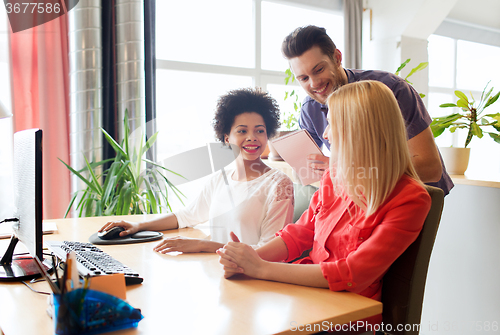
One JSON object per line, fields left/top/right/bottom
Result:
{"left": 0, "top": 235, "right": 52, "bottom": 281}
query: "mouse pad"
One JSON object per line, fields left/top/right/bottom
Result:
{"left": 88, "top": 231, "right": 163, "bottom": 245}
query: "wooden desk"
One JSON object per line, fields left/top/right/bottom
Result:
{"left": 0, "top": 215, "right": 382, "bottom": 335}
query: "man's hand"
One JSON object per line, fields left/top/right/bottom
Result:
{"left": 307, "top": 154, "right": 329, "bottom": 173}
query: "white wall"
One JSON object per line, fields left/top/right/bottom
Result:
{"left": 420, "top": 184, "right": 500, "bottom": 335}
{"left": 362, "top": 0, "right": 457, "bottom": 71}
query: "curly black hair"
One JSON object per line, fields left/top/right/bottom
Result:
{"left": 212, "top": 87, "right": 281, "bottom": 144}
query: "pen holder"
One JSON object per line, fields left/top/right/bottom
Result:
{"left": 52, "top": 289, "right": 143, "bottom": 335}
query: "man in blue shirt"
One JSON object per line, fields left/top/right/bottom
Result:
{"left": 282, "top": 25, "right": 453, "bottom": 195}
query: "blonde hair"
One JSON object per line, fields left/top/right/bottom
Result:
{"left": 327, "top": 80, "right": 421, "bottom": 216}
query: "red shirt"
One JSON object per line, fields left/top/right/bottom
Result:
{"left": 278, "top": 170, "right": 431, "bottom": 300}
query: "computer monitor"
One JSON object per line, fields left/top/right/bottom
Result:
{"left": 0, "top": 128, "right": 51, "bottom": 281}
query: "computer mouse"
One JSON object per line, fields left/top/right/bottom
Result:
{"left": 97, "top": 226, "right": 126, "bottom": 240}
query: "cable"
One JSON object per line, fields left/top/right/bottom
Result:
{"left": 22, "top": 280, "right": 51, "bottom": 295}
{"left": 0, "top": 218, "right": 19, "bottom": 224}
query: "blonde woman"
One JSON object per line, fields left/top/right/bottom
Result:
{"left": 218, "top": 81, "right": 432, "bottom": 318}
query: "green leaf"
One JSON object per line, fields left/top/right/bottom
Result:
{"left": 471, "top": 122, "right": 483, "bottom": 138}
{"left": 484, "top": 91, "right": 500, "bottom": 109}
{"left": 102, "top": 175, "right": 117, "bottom": 207}
{"left": 58, "top": 158, "right": 101, "bottom": 194}
{"left": 64, "top": 193, "right": 78, "bottom": 218}
{"left": 456, "top": 99, "right": 469, "bottom": 109}
{"left": 94, "top": 200, "right": 102, "bottom": 216}
{"left": 439, "top": 103, "right": 457, "bottom": 108}
{"left": 431, "top": 126, "right": 446, "bottom": 137}
{"left": 484, "top": 112, "right": 500, "bottom": 120}
{"left": 454, "top": 90, "right": 469, "bottom": 103}
{"left": 123, "top": 111, "right": 130, "bottom": 158}
{"left": 121, "top": 187, "right": 133, "bottom": 215}
{"left": 101, "top": 128, "right": 128, "bottom": 159}
{"left": 117, "top": 181, "right": 131, "bottom": 215}
{"left": 101, "top": 162, "right": 120, "bottom": 201}
{"left": 404, "top": 62, "right": 428, "bottom": 80}
{"left": 104, "top": 198, "right": 119, "bottom": 216}
{"left": 143, "top": 159, "right": 185, "bottom": 178}
{"left": 488, "top": 132, "right": 500, "bottom": 144}
{"left": 431, "top": 113, "right": 462, "bottom": 125}
{"left": 395, "top": 58, "right": 410, "bottom": 75}
{"left": 141, "top": 132, "right": 158, "bottom": 158}
{"left": 83, "top": 156, "right": 103, "bottom": 195}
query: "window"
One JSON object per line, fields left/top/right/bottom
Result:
{"left": 428, "top": 34, "right": 500, "bottom": 177}
{"left": 155, "top": 0, "right": 343, "bottom": 209}
{"left": 261, "top": 1, "right": 344, "bottom": 71}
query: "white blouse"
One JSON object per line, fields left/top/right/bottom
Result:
{"left": 174, "top": 167, "right": 294, "bottom": 247}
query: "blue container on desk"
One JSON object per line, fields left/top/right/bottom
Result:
{"left": 52, "top": 289, "right": 143, "bottom": 335}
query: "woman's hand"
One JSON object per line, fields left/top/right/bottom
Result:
{"left": 217, "top": 233, "right": 266, "bottom": 279}
{"left": 98, "top": 220, "right": 140, "bottom": 237}
{"left": 153, "top": 236, "right": 220, "bottom": 253}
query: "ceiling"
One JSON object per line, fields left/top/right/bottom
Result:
{"left": 447, "top": 0, "right": 500, "bottom": 30}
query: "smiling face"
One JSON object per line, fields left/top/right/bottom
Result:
{"left": 225, "top": 112, "right": 268, "bottom": 161}
{"left": 289, "top": 45, "right": 347, "bottom": 105}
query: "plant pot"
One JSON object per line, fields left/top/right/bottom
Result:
{"left": 268, "top": 130, "right": 293, "bottom": 161}
{"left": 439, "top": 147, "right": 471, "bottom": 175}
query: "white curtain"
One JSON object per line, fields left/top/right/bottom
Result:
{"left": 343, "top": 0, "right": 363, "bottom": 69}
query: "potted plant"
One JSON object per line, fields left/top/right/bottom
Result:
{"left": 395, "top": 58, "right": 428, "bottom": 98}
{"left": 430, "top": 82, "right": 500, "bottom": 174}
{"left": 282, "top": 68, "right": 302, "bottom": 130}
{"left": 60, "top": 112, "right": 185, "bottom": 217}
{"left": 266, "top": 69, "right": 302, "bottom": 161}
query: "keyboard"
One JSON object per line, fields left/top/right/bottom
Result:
{"left": 46, "top": 240, "right": 143, "bottom": 285}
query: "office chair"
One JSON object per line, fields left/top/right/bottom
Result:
{"left": 292, "top": 183, "right": 318, "bottom": 223}
{"left": 380, "top": 185, "right": 445, "bottom": 335}
{"left": 289, "top": 183, "right": 318, "bottom": 262}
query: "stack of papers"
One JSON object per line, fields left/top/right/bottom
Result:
{"left": 0, "top": 221, "right": 58, "bottom": 239}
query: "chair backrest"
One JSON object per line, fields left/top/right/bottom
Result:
{"left": 381, "top": 185, "right": 444, "bottom": 335}
{"left": 292, "top": 183, "right": 319, "bottom": 223}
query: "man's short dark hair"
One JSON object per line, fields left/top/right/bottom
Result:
{"left": 282, "top": 25, "right": 337, "bottom": 60}
{"left": 212, "top": 87, "right": 280, "bottom": 143}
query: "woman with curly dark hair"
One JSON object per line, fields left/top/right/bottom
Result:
{"left": 99, "top": 88, "right": 294, "bottom": 253}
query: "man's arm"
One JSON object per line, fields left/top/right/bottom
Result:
{"left": 407, "top": 127, "right": 442, "bottom": 183}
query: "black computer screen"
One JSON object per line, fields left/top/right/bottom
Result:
{"left": 0, "top": 128, "right": 44, "bottom": 281}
